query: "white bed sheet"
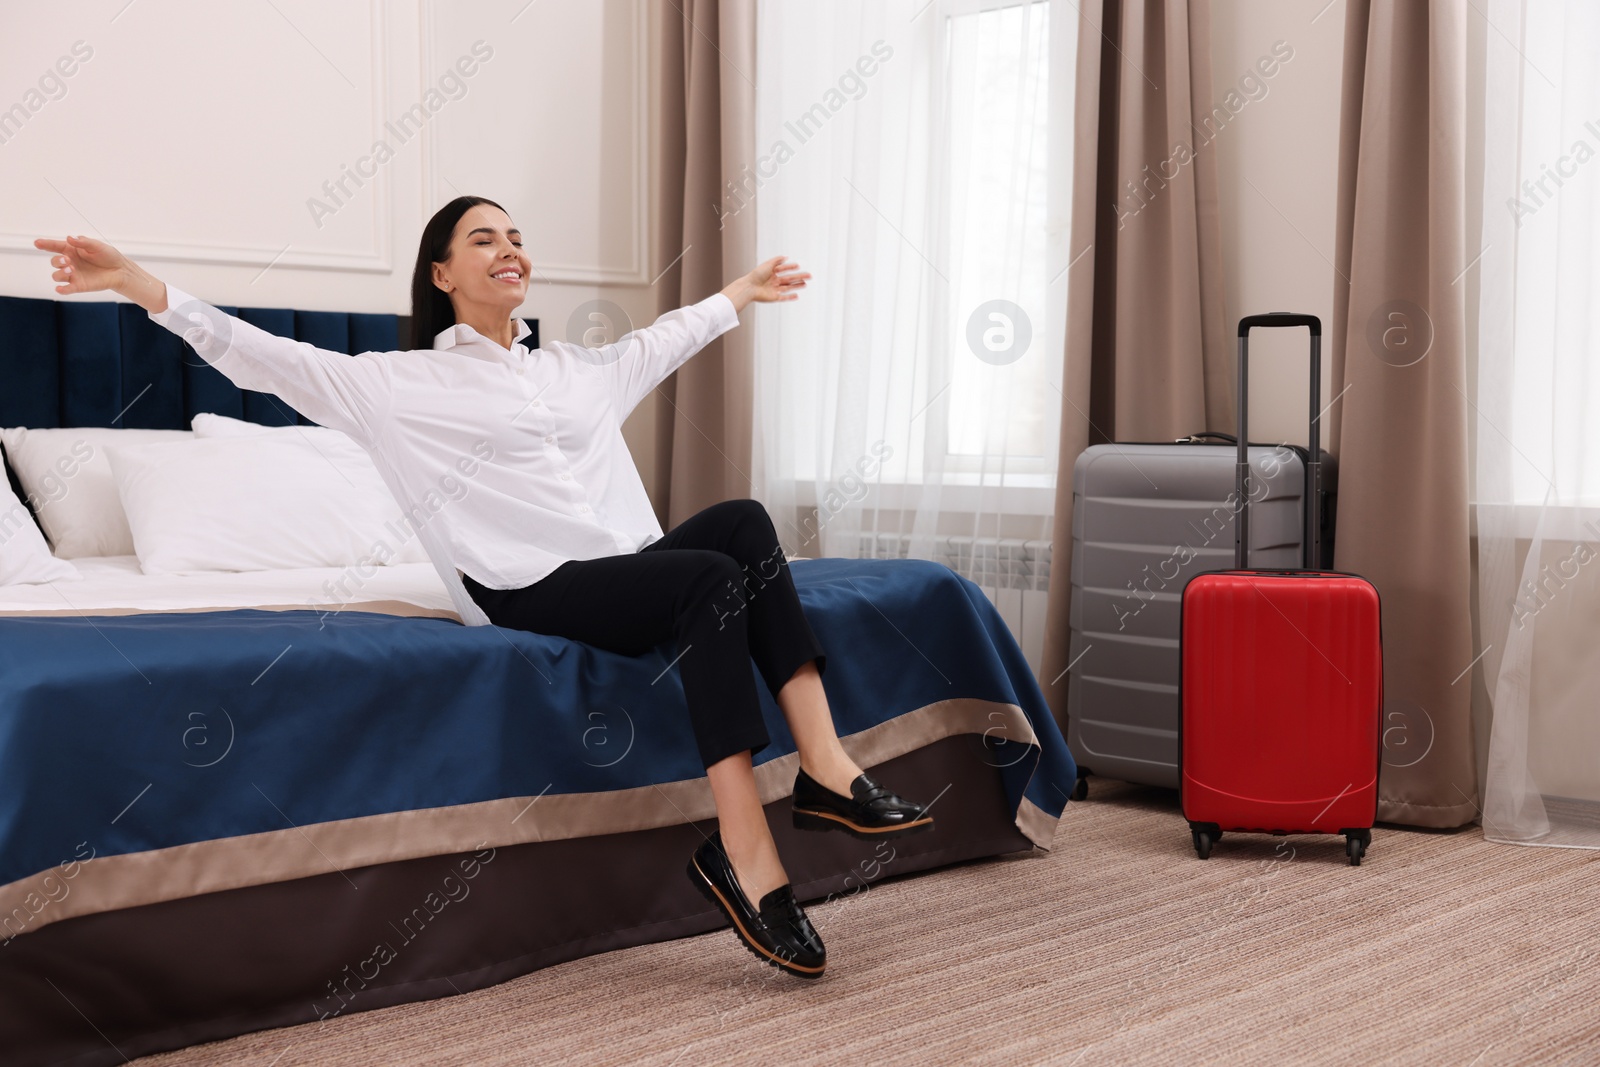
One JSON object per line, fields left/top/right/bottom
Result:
{"left": 0, "top": 556, "right": 459, "bottom": 620}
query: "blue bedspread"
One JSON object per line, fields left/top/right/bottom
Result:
{"left": 0, "top": 558, "right": 1074, "bottom": 907}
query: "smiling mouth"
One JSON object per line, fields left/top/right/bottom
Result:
{"left": 491, "top": 270, "right": 523, "bottom": 284}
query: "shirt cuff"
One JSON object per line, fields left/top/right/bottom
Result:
{"left": 148, "top": 283, "right": 236, "bottom": 357}
{"left": 701, "top": 291, "right": 740, "bottom": 337}
{"left": 147, "top": 282, "right": 197, "bottom": 328}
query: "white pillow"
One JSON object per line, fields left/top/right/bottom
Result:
{"left": 1, "top": 427, "right": 192, "bottom": 558}
{"left": 0, "top": 478, "right": 80, "bottom": 585}
{"left": 189, "top": 413, "right": 427, "bottom": 564}
{"left": 105, "top": 435, "right": 424, "bottom": 575}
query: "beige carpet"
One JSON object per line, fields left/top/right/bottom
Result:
{"left": 139, "top": 778, "right": 1600, "bottom": 1066}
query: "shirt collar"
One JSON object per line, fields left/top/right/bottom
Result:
{"left": 432, "top": 317, "right": 533, "bottom": 353}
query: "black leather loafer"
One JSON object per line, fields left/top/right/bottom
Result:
{"left": 686, "top": 830, "right": 826, "bottom": 979}
{"left": 791, "top": 766, "right": 935, "bottom": 840}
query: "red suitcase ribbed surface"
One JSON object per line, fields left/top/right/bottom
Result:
{"left": 1181, "top": 570, "right": 1382, "bottom": 835}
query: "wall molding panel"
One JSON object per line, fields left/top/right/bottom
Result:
{"left": 3, "top": 0, "right": 655, "bottom": 306}
{"left": 0, "top": 0, "right": 395, "bottom": 275}
{"left": 421, "top": 0, "right": 652, "bottom": 287}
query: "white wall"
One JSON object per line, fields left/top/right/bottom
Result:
{"left": 1209, "top": 0, "right": 1346, "bottom": 452}
{"left": 0, "top": 0, "right": 668, "bottom": 460}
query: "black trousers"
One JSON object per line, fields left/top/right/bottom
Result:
{"left": 461, "top": 498, "right": 827, "bottom": 770}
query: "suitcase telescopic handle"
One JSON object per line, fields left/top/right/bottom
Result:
{"left": 1235, "top": 313, "right": 1322, "bottom": 570}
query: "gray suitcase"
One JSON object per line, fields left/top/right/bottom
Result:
{"left": 1065, "top": 429, "right": 1335, "bottom": 796}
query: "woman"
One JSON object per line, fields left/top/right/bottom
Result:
{"left": 34, "top": 196, "right": 933, "bottom": 981}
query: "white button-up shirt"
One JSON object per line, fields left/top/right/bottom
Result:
{"left": 147, "top": 284, "right": 741, "bottom": 626}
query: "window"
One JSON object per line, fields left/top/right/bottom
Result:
{"left": 751, "top": 0, "right": 1074, "bottom": 516}
{"left": 1493, "top": 0, "right": 1600, "bottom": 507}
{"left": 935, "top": 0, "right": 1063, "bottom": 484}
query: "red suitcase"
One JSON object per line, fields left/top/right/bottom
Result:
{"left": 1180, "top": 313, "right": 1383, "bottom": 865}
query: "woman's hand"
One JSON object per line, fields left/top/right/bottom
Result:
{"left": 721, "top": 255, "right": 811, "bottom": 313}
{"left": 32, "top": 234, "right": 168, "bottom": 313}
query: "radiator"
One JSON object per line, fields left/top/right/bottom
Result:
{"left": 855, "top": 533, "right": 1053, "bottom": 681}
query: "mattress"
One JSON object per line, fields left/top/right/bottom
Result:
{"left": 0, "top": 555, "right": 457, "bottom": 619}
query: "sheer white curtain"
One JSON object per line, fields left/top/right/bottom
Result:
{"left": 750, "top": 0, "right": 1076, "bottom": 593}
{"left": 1477, "top": 0, "right": 1600, "bottom": 846}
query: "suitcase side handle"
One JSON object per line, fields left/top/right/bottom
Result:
{"left": 1236, "top": 313, "right": 1323, "bottom": 570}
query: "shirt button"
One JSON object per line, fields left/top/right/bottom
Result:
{"left": 533, "top": 400, "right": 544, "bottom": 408}
{"left": 544, "top": 435, "right": 555, "bottom": 443}
{"left": 578, "top": 505, "right": 590, "bottom": 513}
{"left": 559, "top": 473, "right": 571, "bottom": 481}
{"left": 516, "top": 368, "right": 525, "bottom": 376}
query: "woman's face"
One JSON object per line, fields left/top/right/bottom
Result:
{"left": 431, "top": 204, "right": 531, "bottom": 313}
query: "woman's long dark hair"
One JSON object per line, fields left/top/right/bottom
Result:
{"left": 407, "top": 195, "right": 508, "bottom": 350}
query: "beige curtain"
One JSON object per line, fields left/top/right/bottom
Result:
{"left": 1329, "top": 1, "right": 1477, "bottom": 828}
{"left": 654, "top": 0, "right": 759, "bottom": 524}
{"left": 1040, "top": 0, "right": 1229, "bottom": 726}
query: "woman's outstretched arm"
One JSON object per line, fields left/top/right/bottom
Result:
{"left": 561, "top": 255, "right": 811, "bottom": 421}
{"left": 34, "top": 234, "right": 393, "bottom": 441}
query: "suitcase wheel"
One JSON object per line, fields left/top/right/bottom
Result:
{"left": 1071, "top": 776, "right": 1088, "bottom": 802}
{"left": 1345, "top": 834, "right": 1367, "bottom": 866}
{"left": 1192, "top": 830, "right": 1214, "bottom": 860}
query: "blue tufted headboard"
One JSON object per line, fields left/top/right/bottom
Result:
{"left": 0, "top": 294, "right": 404, "bottom": 431}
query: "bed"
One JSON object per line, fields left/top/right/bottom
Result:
{"left": 0, "top": 292, "right": 1077, "bottom": 1066}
